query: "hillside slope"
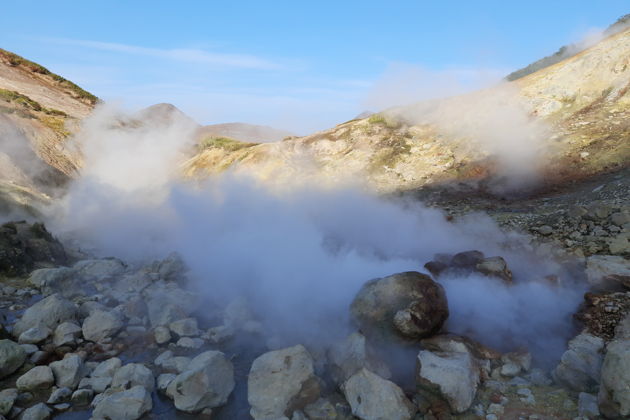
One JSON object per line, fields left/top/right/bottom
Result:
{"left": 0, "top": 49, "right": 97, "bottom": 213}
{"left": 184, "top": 27, "right": 630, "bottom": 194}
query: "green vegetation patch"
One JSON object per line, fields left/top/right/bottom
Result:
{"left": 41, "top": 116, "right": 70, "bottom": 137}
{"left": 199, "top": 136, "right": 258, "bottom": 152}
{"left": 367, "top": 113, "right": 401, "bottom": 129}
{"left": 0, "top": 49, "right": 98, "bottom": 105}
{"left": 0, "top": 89, "right": 67, "bottom": 117}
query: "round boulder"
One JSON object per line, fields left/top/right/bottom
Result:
{"left": 350, "top": 271, "right": 448, "bottom": 340}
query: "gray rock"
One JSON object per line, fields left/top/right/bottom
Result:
{"left": 78, "top": 301, "right": 107, "bottom": 319}
{"left": 475, "top": 256, "right": 513, "bottom": 283}
{"left": 598, "top": 339, "right": 630, "bottom": 418}
{"left": 28, "top": 267, "right": 76, "bottom": 296}
{"left": 154, "top": 350, "right": 174, "bottom": 367}
{"left": 416, "top": 349, "right": 480, "bottom": 413}
{"left": 0, "top": 388, "right": 17, "bottom": 416}
{"left": 350, "top": 271, "right": 448, "bottom": 340}
{"left": 0, "top": 340, "right": 26, "bottom": 379}
{"left": 609, "top": 235, "right": 630, "bottom": 255}
{"left": 16, "top": 366, "right": 54, "bottom": 391}
{"left": 111, "top": 363, "right": 154, "bottom": 392}
{"left": 77, "top": 377, "right": 112, "bottom": 393}
{"left": 342, "top": 368, "right": 415, "bottom": 420}
{"left": 538, "top": 225, "right": 553, "bottom": 235}
{"left": 18, "top": 327, "right": 51, "bottom": 345}
{"left": 157, "top": 373, "right": 176, "bottom": 393}
{"left": 578, "top": 392, "right": 599, "bottom": 418}
{"left": 553, "top": 333, "right": 604, "bottom": 392}
{"left": 91, "top": 357, "right": 121, "bottom": 378}
{"left": 13, "top": 294, "right": 77, "bottom": 337}
{"left": 70, "top": 388, "right": 93, "bottom": 406}
{"left": 50, "top": 354, "right": 86, "bottom": 389}
{"left": 611, "top": 212, "right": 630, "bottom": 227}
{"left": 52, "top": 322, "right": 82, "bottom": 347}
{"left": 248, "top": 345, "right": 320, "bottom": 420}
{"left": 82, "top": 310, "right": 124, "bottom": 342}
{"left": 328, "top": 332, "right": 390, "bottom": 384}
{"left": 585, "top": 255, "right": 630, "bottom": 291}
{"left": 19, "top": 344, "right": 38, "bottom": 356}
{"left": 73, "top": 258, "right": 126, "bottom": 281}
{"left": 161, "top": 356, "right": 191, "bottom": 374}
{"left": 169, "top": 318, "right": 199, "bottom": 337}
{"left": 304, "top": 398, "right": 338, "bottom": 420}
{"left": 176, "top": 337, "right": 203, "bottom": 349}
{"left": 145, "top": 288, "right": 195, "bottom": 327}
{"left": 19, "top": 403, "right": 51, "bottom": 420}
{"left": 154, "top": 326, "right": 171, "bottom": 344}
{"left": 166, "top": 350, "right": 234, "bottom": 413}
{"left": 92, "top": 385, "right": 152, "bottom": 420}
{"left": 47, "top": 387, "right": 72, "bottom": 404}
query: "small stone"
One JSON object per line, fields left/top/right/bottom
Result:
{"left": 538, "top": 225, "right": 553, "bottom": 235}
{"left": 154, "top": 326, "right": 171, "bottom": 344}
{"left": 47, "top": 387, "right": 72, "bottom": 404}
{"left": 16, "top": 366, "right": 55, "bottom": 391}
{"left": 0, "top": 388, "right": 17, "bottom": 416}
{"left": 53, "top": 322, "right": 82, "bottom": 347}
{"left": 176, "top": 337, "right": 203, "bottom": 349}
{"left": 0, "top": 339, "right": 27, "bottom": 379}
{"left": 169, "top": 318, "right": 199, "bottom": 337}
{"left": 19, "top": 403, "right": 51, "bottom": 420}
{"left": 71, "top": 388, "right": 94, "bottom": 406}
{"left": 18, "top": 327, "right": 51, "bottom": 345}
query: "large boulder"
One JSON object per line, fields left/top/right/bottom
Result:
{"left": 82, "top": 310, "right": 124, "bottom": 342}
{"left": 416, "top": 348, "right": 480, "bottom": 413}
{"left": 342, "top": 368, "right": 416, "bottom": 420}
{"left": 585, "top": 256, "right": 630, "bottom": 291}
{"left": 248, "top": 345, "right": 321, "bottom": 419}
{"left": 0, "top": 339, "right": 26, "bottom": 379}
{"left": 72, "top": 258, "right": 126, "bottom": 281}
{"left": 13, "top": 294, "right": 77, "bottom": 337}
{"left": 598, "top": 339, "right": 630, "bottom": 418}
{"left": 553, "top": 333, "right": 604, "bottom": 393}
{"left": 28, "top": 267, "right": 76, "bottom": 296}
{"left": 350, "top": 271, "right": 448, "bottom": 340}
{"left": 50, "top": 353, "right": 86, "bottom": 389}
{"left": 165, "top": 350, "right": 234, "bottom": 413}
{"left": 0, "top": 221, "right": 67, "bottom": 277}
{"left": 16, "top": 366, "right": 54, "bottom": 390}
{"left": 92, "top": 385, "right": 152, "bottom": 420}
{"left": 328, "top": 332, "right": 390, "bottom": 384}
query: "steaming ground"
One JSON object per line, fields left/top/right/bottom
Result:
{"left": 46, "top": 105, "right": 585, "bottom": 366}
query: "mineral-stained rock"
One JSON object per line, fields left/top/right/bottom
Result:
{"left": 598, "top": 339, "right": 630, "bottom": 418}
{"left": 350, "top": 271, "right": 448, "bottom": 340}
{"left": 165, "top": 350, "right": 234, "bottom": 413}
{"left": 342, "top": 368, "right": 416, "bottom": 420}
{"left": 92, "top": 385, "right": 152, "bottom": 420}
{"left": 0, "top": 339, "right": 26, "bottom": 379}
{"left": 248, "top": 345, "right": 320, "bottom": 419}
{"left": 553, "top": 332, "right": 604, "bottom": 392}
{"left": 576, "top": 292, "right": 630, "bottom": 340}
{"left": 416, "top": 349, "right": 480, "bottom": 413}
{"left": 475, "top": 256, "right": 513, "bottom": 283}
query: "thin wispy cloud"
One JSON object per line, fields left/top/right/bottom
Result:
{"left": 44, "top": 37, "right": 281, "bottom": 70}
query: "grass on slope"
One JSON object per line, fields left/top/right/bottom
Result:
{"left": 0, "top": 49, "right": 98, "bottom": 105}
{"left": 199, "top": 136, "right": 258, "bottom": 152}
{"left": 0, "top": 88, "right": 67, "bottom": 117}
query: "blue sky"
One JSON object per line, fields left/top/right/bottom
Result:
{"left": 2, "top": 1, "right": 628, "bottom": 134}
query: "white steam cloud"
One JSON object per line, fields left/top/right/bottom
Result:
{"left": 47, "top": 105, "right": 583, "bottom": 365}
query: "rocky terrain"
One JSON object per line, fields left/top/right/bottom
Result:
{"left": 0, "top": 13, "right": 628, "bottom": 420}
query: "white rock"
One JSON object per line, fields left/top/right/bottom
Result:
{"left": 169, "top": 318, "right": 199, "bottom": 337}
{"left": 416, "top": 349, "right": 480, "bottom": 413}
{"left": 18, "top": 327, "right": 51, "bottom": 345}
{"left": 50, "top": 354, "right": 86, "bottom": 389}
{"left": 553, "top": 333, "right": 604, "bottom": 392}
{"left": 16, "top": 366, "right": 54, "bottom": 390}
{"left": 328, "top": 332, "right": 390, "bottom": 383}
{"left": 91, "top": 357, "right": 122, "bottom": 378}
{"left": 19, "top": 403, "right": 51, "bottom": 420}
{"left": 248, "top": 345, "right": 320, "bottom": 420}
{"left": 598, "top": 339, "right": 630, "bottom": 418}
{"left": 342, "top": 368, "right": 415, "bottom": 420}
{"left": 82, "top": 310, "right": 124, "bottom": 342}
{"left": 111, "top": 363, "right": 155, "bottom": 392}
{"left": 166, "top": 350, "right": 234, "bottom": 413}
{"left": 13, "top": 294, "right": 77, "bottom": 337}
{"left": 53, "top": 322, "right": 82, "bottom": 347}
{"left": 153, "top": 326, "right": 171, "bottom": 344}
{"left": 92, "top": 385, "right": 152, "bottom": 420}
